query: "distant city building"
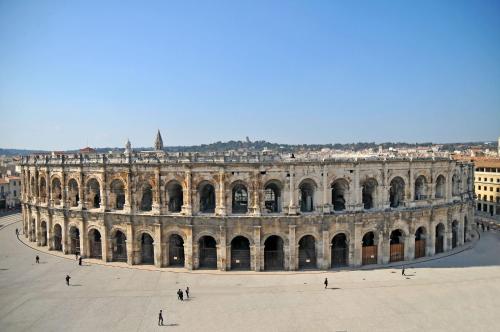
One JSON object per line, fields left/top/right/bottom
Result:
{"left": 154, "top": 130, "right": 164, "bottom": 151}
{"left": 473, "top": 158, "right": 500, "bottom": 216}
{"left": 0, "top": 175, "right": 21, "bottom": 209}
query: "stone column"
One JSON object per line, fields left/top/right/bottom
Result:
{"left": 216, "top": 169, "right": 227, "bottom": 216}
{"left": 154, "top": 223, "right": 162, "bottom": 267}
{"left": 288, "top": 166, "right": 297, "bottom": 215}
{"left": 47, "top": 213, "right": 54, "bottom": 250}
{"left": 152, "top": 168, "right": 161, "bottom": 214}
{"left": 80, "top": 219, "right": 87, "bottom": 257}
{"left": 288, "top": 225, "right": 296, "bottom": 270}
{"left": 181, "top": 169, "right": 193, "bottom": 216}
{"left": 61, "top": 172, "right": 67, "bottom": 208}
{"left": 353, "top": 224, "right": 363, "bottom": 266}
{"left": 352, "top": 163, "right": 363, "bottom": 211}
{"left": 380, "top": 231, "right": 389, "bottom": 264}
{"left": 102, "top": 224, "right": 109, "bottom": 262}
{"left": 101, "top": 170, "right": 108, "bottom": 211}
{"left": 124, "top": 170, "right": 132, "bottom": 213}
{"left": 217, "top": 226, "right": 227, "bottom": 271}
{"left": 322, "top": 230, "right": 330, "bottom": 269}
{"left": 183, "top": 225, "right": 193, "bottom": 270}
{"left": 46, "top": 167, "right": 52, "bottom": 208}
{"left": 78, "top": 170, "right": 85, "bottom": 209}
{"left": 252, "top": 172, "right": 261, "bottom": 216}
{"left": 253, "top": 226, "right": 261, "bottom": 271}
{"left": 126, "top": 222, "right": 134, "bottom": 265}
{"left": 322, "top": 166, "right": 330, "bottom": 214}
{"left": 409, "top": 161, "right": 414, "bottom": 202}
{"left": 62, "top": 215, "right": 69, "bottom": 254}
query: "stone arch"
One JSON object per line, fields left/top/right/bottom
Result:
{"left": 230, "top": 235, "right": 251, "bottom": 270}
{"left": 51, "top": 177, "right": 62, "bottom": 205}
{"left": 298, "top": 234, "right": 317, "bottom": 269}
{"left": 86, "top": 177, "right": 101, "bottom": 209}
{"left": 331, "top": 178, "right": 349, "bottom": 211}
{"left": 452, "top": 174, "right": 460, "bottom": 196}
{"left": 39, "top": 176, "right": 47, "bottom": 203}
{"left": 110, "top": 178, "right": 126, "bottom": 210}
{"left": 331, "top": 233, "right": 348, "bottom": 267}
{"left": 198, "top": 235, "right": 217, "bottom": 269}
{"left": 111, "top": 229, "right": 127, "bottom": 262}
{"left": 53, "top": 223, "right": 62, "bottom": 251}
{"left": 88, "top": 228, "right": 102, "bottom": 259}
{"left": 67, "top": 178, "right": 79, "bottom": 207}
{"left": 138, "top": 182, "right": 153, "bottom": 212}
{"left": 414, "top": 226, "right": 426, "bottom": 258}
{"left": 361, "top": 231, "right": 377, "bottom": 265}
{"left": 264, "top": 179, "right": 283, "bottom": 213}
{"left": 231, "top": 180, "right": 249, "bottom": 214}
{"left": 299, "top": 178, "right": 317, "bottom": 212}
{"left": 198, "top": 180, "right": 216, "bottom": 213}
{"left": 414, "top": 175, "right": 428, "bottom": 200}
{"left": 435, "top": 223, "right": 445, "bottom": 253}
{"left": 362, "top": 178, "right": 378, "bottom": 210}
{"left": 165, "top": 180, "right": 183, "bottom": 213}
{"left": 40, "top": 220, "right": 47, "bottom": 246}
{"left": 168, "top": 233, "right": 185, "bottom": 267}
{"left": 435, "top": 175, "right": 446, "bottom": 199}
{"left": 264, "top": 235, "right": 285, "bottom": 270}
{"left": 389, "top": 229, "right": 405, "bottom": 262}
{"left": 389, "top": 176, "right": 405, "bottom": 208}
{"left": 68, "top": 225, "right": 80, "bottom": 254}
{"left": 138, "top": 232, "right": 155, "bottom": 264}
{"left": 452, "top": 220, "right": 459, "bottom": 249}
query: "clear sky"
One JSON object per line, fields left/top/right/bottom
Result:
{"left": 1, "top": 0, "right": 499, "bottom": 150}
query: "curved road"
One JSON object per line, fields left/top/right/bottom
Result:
{"left": 1, "top": 214, "right": 500, "bottom": 332}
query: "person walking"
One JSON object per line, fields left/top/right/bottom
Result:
{"left": 158, "top": 310, "right": 164, "bottom": 326}
{"left": 324, "top": 278, "right": 328, "bottom": 289}
{"left": 79, "top": 256, "right": 82, "bottom": 266}
{"left": 65, "top": 275, "right": 71, "bottom": 286}
{"left": 177, "top": 289, "right": 181, "bottom": 300}
{"left": 185, "top": 286, "right": 190, "bottom": 299}
{"left": 179, "top": 290, "right": 184, "bottom": 301}
{"left": 15, "top": 228, "right": 19, "bottom": 236}
{"left": 36, "top": 255, "right": 40, "bottom": 264}
{"left": 402, "top": 265, "right": 406, "bottom": 276}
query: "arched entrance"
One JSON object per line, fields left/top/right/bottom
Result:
{"left": 199, "top": 236, "right": 217, "bottom": 269}
{"left": 389, "top": 230, "right": 404, "bottom": 262}
{"left": 464, "top": 217, "right": 468, "bottom": 243}
{"left": 199, "top": 183, "right": 216, "bottom": 213}
{"left": 362, "top": 232, "right": 377, "bottom": 265}
{"left": 69, "top": 226, "right": 80, "bottom": 255}
{"left": 331, "top": 233, "right": 348, "bottom": 267}
{"left": 414, "top": 227, "right": 426, "bottom": 259}
{"left": 230, "top": 236, "right": 250, "bottom": 270}
{"left": 435, "top": 223, "right": 445, "bottom": 254}
{"left": 30, "top": 219, "right": 35, "bottom": 241}
{"left": 452, "top": 220, "right": 458, "bottom": 248}
{"left": 140, "top": 233, "right": 154, "bottom": 264}
{"left": 112, "top": 230, "right": 127, "bottom": 262}
{"left": 88, "top": 229, "right": 102, "bottom": 259}
{"left": 40, "top": 221, "right": 47, "bottom": 246}
{"left": 53, "top": 224, "right": 62, "bottom": 251}
{"left": 168, "top": 234, "right": 185, "bottom": 267}
{"left": 264, "top": 235, "right": 284, "bottom": 271}
{"left": 298, "top": 235, "right": 316, "bottom": 269}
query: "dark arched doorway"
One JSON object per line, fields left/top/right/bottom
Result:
{"left": 264, "top": 236, "right": 284, "bottom": 271}
{"left": 414, "top": 227, "right": 426, "bottom": 259}
{"left": 435, "top": 223, "right": 445, "bottom": 254}
{"left": 40, "top": 221, "right": 47, "bottom": 246}
{"left": 112, "top": 230, "right": 127, "bottom": 262}
{"left": 140, "top": 233, "right": 154, "bottom": 264}
{"left": 53, "top": 224, "right": 62, "bottom": 251}
{"left": 362, "top": 232, "right": 377, "bottom": 265}
{"left": 231, "top": 236, "right": 251, "bottom": 270}
{"left": 298, "top": 235, "right": 317, "bottom": 269}
{"left": 331, "top": 233, "right": 348, "bottom": 267}
{"left": 69, "top": 226, "right": 80, "bottom": 255}
{"left": 169, "top": 234, "right": 185, "bottom": 267}
{"left": 199, "top": 236, "right": 217, "bottom": 269}
{"left": 389, "top": 229, "right": 404, "bottom": 262}
{"left": 452, "top": 221, "right": 458, "bottom": 248}
{"left": 88, "top": 229, "right": 102, "bottom": 259}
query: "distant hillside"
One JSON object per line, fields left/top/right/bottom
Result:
{"left": 0, "top": 140, "right": 496, "bottom": 156}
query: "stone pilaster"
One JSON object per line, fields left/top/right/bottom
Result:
{"left": 253, "top": 226, "right": 261, "bottom": 271}
{"left": 288, "top": 165, "right": 297, "bottom": 215}
{"left": 217, "top": 226, "right": 227, "bottom": 271}
{"left": 181, "top": 169, "right": 193, "bottom": 216}
{"left": 288, "top": 225, "right": 296, "bottom": 270}
{"left": 154, "top": 223, "right": 162, "bottom": 267}
{"left": 216, "top": 169, "right": 227, "bottom": 216}
{"left": 183, "top": 225, "right": 193, "bottom": 270}
{"left": 126, "top": 222, "right": 134, "bottom": 265}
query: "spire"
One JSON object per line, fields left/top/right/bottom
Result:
{"left": 154, "top": 129, "right": 164, "bottom": 151}
{"left": 125, "top": 138, "right": 132, "bottom": 154}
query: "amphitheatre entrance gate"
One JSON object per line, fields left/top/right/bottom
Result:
{"left": 199, "top": 236, "right": 217, "bottom": 269}
{"left": 169, "top": 234, "right": 185, "bottom": 266}
{"left": 231, "top": 236, "right": 251, "bottom": 270}
{"left": 264, "top": 236, "right": 284, "bottom": 270}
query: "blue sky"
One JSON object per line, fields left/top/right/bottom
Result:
{"left": 1, "top": 0, "right": 499, "bottom": 150}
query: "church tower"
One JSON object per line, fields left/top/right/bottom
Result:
{"left": 154, "top": 130, "right": 164, "bottom": 151}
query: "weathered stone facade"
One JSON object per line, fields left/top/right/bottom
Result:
{"left": 20, "top": 152, "right": 475, "bottom": 271}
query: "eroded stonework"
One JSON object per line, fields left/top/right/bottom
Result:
{"left": 20, "top": 152, "right": 475, "bottom": 271}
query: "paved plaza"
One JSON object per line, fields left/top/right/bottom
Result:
{"left": 1, "top": 214, "right": 500, "bottom": 332}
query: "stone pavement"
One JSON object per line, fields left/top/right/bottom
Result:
{"left": 1, "top": 214, "right": 500, "bottom": 332}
